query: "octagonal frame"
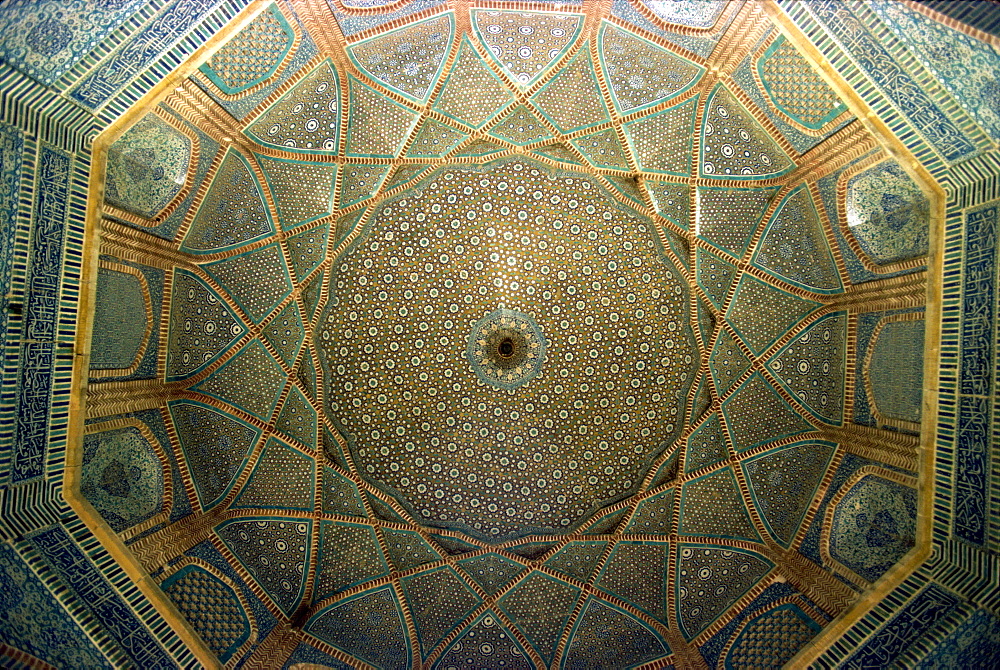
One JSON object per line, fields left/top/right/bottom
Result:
{"left": 64, "top": 1, "right": 945, "bottom": 667}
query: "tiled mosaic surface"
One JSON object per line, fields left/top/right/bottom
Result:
{"left": 0, "top": 0, "right": 996, "bottom": 668}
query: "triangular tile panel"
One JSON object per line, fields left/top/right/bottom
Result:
{"left": 582, "top": 508, "right": 628, "bottom": 535}
{"left": 696, "top": 246, "right": 737, "bottom": 310}
{"left": 459, "top": 552, "right": 524, "bottom": 596}
{"left": 708, "top": 327, "right": 752, "bottom": 394}
{"left": 385, "top": 163, "right": 430, "bottom": 190}
{"left": 365, "top": 492, "right": 410, "bottom": 525}
{"left": 181, "top": 148, "right": 273, "bottom": 254}
{"left": 680, "top": 467, "right": 760, "bottom": 542}
{"left": 647, "top": 180, "right": 690, "bottom": 228}
{"left": 334, "top": 209, "right": 365, "bottom": 247}
{"left": 405, "top": 118, "right": 468, "bottom": 158}
{"left": 347, "top": 13, "right": 454, "bottom": 103}
{"left": 283, "top": 644, "right": 352, "bottom": 670}
{"left": 300, "top": 273, "right": 325, "bottom": 324}
{"left": 488, "top": 104, "right": 553, "bottom": 146}
{"left": 202, "top": 243, "right": 292, "bottom": 323}
{"left": 472, "top": 10, "right": 583, "bottom": 87}
{"left": 645, "top": 0, "right": 728, "bottom": 28}
{"left": 191, "top": 340, "right": 286, "bottom": 421}
{"left": 498, "top": 571, "right": 579, "bottom": 666}
{"left": 297, "top": 352, "right": 318, "bottom": 404}
{"left": 346, "top": 75, "right": 419, "bottom": 157}
{"left": 697, "top": 296, "right": 716, "bottom": 348}
{"left": 690, "top": 372, "right": 714, "bottom": 423}
{"left": 433, "top": 36, "right": 514, "bottom": 128}
{"left": 315, "top": 521, "right": 388, "bottom": 601}
{"left": 596, "top": 542, "right": 668, "bottom": 621}
{"left": 509, "top": 541, "right": 558, "bottom": 561}
{"left": 743, "top": 441, "right": 836, "bottom": 547}
{"left": 455, "top": 139, "right": 506, "bottom": 157}
{"left": 321, "top": 467, "right": 366, "bottom": 518}
{"left": 216, "top": 517, "right": 311, "bottom": 616}
{"left": 166, "top": 269, "right": 247, "bottom": 382}
{"left": 544, "top": 541, "right": 606, "bottom": 582}
{"left": 676, "top": 546, "right": 773, "bottom": 640}
{"left": 624, "top": 97, "right": 697, "bottom": 175}
{"left": 262, "top": 300, "right": 305, "bottom": 368}
{"left": 598, "top": 21, "right": 704, "bottom": 114}
{"left": 565, "top": 599, "right": 669, "bottom": 668}
{"left": 339, "top": 163, "right": 392, "bottom": 208}
{"left": 431, "top": 534, "right": 479, "bottom": 556}
{"left": 604, "top": 175, "right": 645, "bottom": 206}
{"left": 285, "top": 222, "right": 330, "bottom": 283}
{"left": 701, "top": 84, "right": 794, "bottom": 180}
{"left": 533, "top": 142, "right": 583, "bottom": 165}
{"left": 684, "top": 413, "right": 727, "bottom": 474}
{"left": 257, "top": 155, "right": 336, "bottom": 230}
{"left": 754, "top": 184, "right": 842, "bottom": 293}
{"left": 304, "top": 587, "right": 409, "bottom": 670}
{"left": 322, "top": 427, "right": 350, "bottom": 471}
{"left": 275, "top": 386, "right": 317, "bottom": 449}
{"left": 696, "top": 185, "right": 779, "bottom": 256}
{"left": 244, "top": 60, "right": 340, "bottom": 154}
{"left": 437, "top": 612, "right": 533, "bottom": 670}
{"left": 384, "top": 529, "right": 441, "bottom": 571}
{"left": 232, "top": 437, "right": 313, "bottom": 511}
{"left": 726, "top": 275, "right": 820, "bottom": 355}
{"left": 758, "top": 35, "right": 848, "bottom": 130}
{"left": 401, "top": 567, "right": 481, "bottom": 661}
{"left": 664, "top": 226, "right": 690, "bottom": 269}
{"left": 722, "top": 373, "right": 813, "bottom": 453}
{"left": 766, "top": 312, "right": 847, "bottom": 424}
{"left": 169, "top": 400, "right": 260, "bottom": 509}
{"left": 571, "top": 128, "right": 630, "bottom": 170}
{"left": 532, "top": 48, "right": 609, "bottom": 133}
{"left": 650, "top": 452, "right": 681, "bottom": 489}
{"left": 625, "top": 490, "right": 675, "bottom": 535}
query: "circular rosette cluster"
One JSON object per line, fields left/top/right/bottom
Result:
{"left": 467, "top": 309, "right": 546, "bottom": 390}
{"left": 317, "top": 158, "right": 698, "bottom": 541}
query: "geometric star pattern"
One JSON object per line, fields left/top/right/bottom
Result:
{"left": 79, "top": 1, "right": 937, "bottom": 668}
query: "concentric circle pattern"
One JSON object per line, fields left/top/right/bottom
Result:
{"left": 466, "top": 308, "right": 546, "bottom": 388}
{"left": 319, "top": 160, "right": 696, "bottom": 539}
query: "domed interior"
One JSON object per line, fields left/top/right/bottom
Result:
{"left": 75, "top": 1, "right": 945, "bottom": 667}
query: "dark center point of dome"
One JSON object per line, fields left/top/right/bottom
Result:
{"left": 498, "top": 338, "right": 514, "bottom": 358}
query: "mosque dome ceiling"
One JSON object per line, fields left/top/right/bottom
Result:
{"left": 76, "top": 1, "right": 943, "bottom": 667}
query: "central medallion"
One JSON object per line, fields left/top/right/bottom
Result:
{"left": 467, "top": 308, "right": 546, "bottom": 389}
{"left": 317, "top": 158, "right": 697, "bottom": 541}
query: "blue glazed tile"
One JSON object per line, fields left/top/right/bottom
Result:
{"left": 69, "top": 0, "right": 228, "bottom": 111}
{"left": 917, "top": 609, "right": 1000, "bottom": 668}
{"left": 960, "top": 202, "right": 996, "bottom": 397}
{"left": 0, "top": 0, "right": 146, "bottom": 86}
{"left": 806, "top": 0, "right": 978, "bottom": 163}
{"left": 0, "top": 121, "right": 24, "bottom": 348}
{"left": 89, "top": 256, "right": 163, "bottom": 382}
{"left": 873, "top": 2, "right": 1000, "bottom": 143}
{"left": 842, "top": 583, "right": 959, "bottom": 668}
{"left": 955, "top": 395, "right": 990, "bottom": 545}
{"left": 29, "top": 526, "right": 174, "bottom": 668}
{"left": 0, "top": 544, "right": 111, "bottom": 668}
{"left": 25, "top": 145, "right": 71, "bottom": 343}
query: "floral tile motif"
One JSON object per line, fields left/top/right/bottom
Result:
{"left": 0, "top": 0, "right": 145, "bottom": 86}
{"left": 846, "top": 157, "right": 930, "bottom": 265}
